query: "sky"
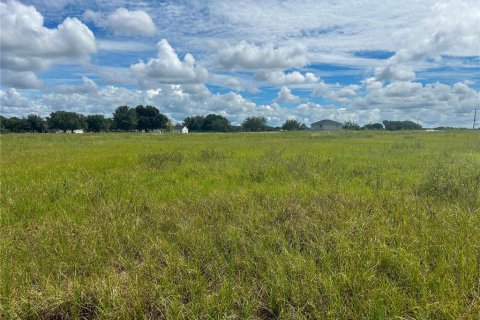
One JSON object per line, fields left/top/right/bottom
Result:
{"left": 1, "top": 0, "right": 479, "bottom": 127}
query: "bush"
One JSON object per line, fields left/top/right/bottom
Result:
{"left": 383, "top": 120, "right": 422, "bottom": 131}
{"left": 362, "top": 123, "right": 384, "bottom": 130}
{"left": 343, "top": 121, "right": 360, "bottom": 131}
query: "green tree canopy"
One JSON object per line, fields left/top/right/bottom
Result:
{"left": 183, "top": 115, "right": 205, "bottom": 131}
{"left": 86, "top": 114, "right": 110, "bottom": 132}
{"left": 113, "top": 106, "right": 137, "bottom": 131}
{"left": 27, "top": 114, "right": 47, "bottom": 132}
{"left": 135, "top": 105, "right": 169, "bottom": 131}
{"left": 383, "top": 120, "right": 422, "bottom": 131}
{"left": 242, "top": 116, "right": 268, "bottom": 132}
{"left": 362, "top": 123, "right": 384, "bottom": 130}
{"left": 48, "top": 111, "right": 84, "bottom": 132}
{"left": 0, "top": 116, "right": 30, "bottom": 133}
{"left": 281, "top": 119, "right": 306, "bottom": 131}
{"left": 201, "top": 114, "right": 231, "bottom": 132}
{"left": 343, "top": 121, "right": 361, "bottom": 131}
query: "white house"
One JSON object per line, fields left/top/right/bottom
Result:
{"left": 181, "top": 126, "right": 189, "bottom": 134}
{"left": 73, "top": 129, "right": 84, "bottom": 134}
{"left": 311, "top": 119, "right": 343, "bottom": 131}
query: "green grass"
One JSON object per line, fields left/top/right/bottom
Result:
{"left": 1, "top": 131, "right": 479, "bottom": 319}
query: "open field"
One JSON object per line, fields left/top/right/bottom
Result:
{"left": 1, "top": 131, "right": 479, "bottom": 319}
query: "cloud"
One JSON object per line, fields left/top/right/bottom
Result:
{"left": 0, "top": 0, "right": 96, "bottom": 88}
{"left": 83, "top": 8, "right": 156, "bottom": 36}
{"left": 0, "top": 70, "right": 42, "bottom": 88}
{"left": 130, "top": 39, "right": 208, "bottom": 88}
{"left": 382, "top": 81, "right": 422, "bottom": 98}
{"left": 96, "top": 40, "right": 152, "bottom": 52}
{"left": 3, "top": 76, "right": 479, "bottom": 128}
{"left": 217, "top": 41, "right": 308, "bottom": 70}
{"left": 35, "top": 81, "right": 259, "bottom": 123}
{"left": 0, "top": 88, "right": 47, "bottom": 116}
{"left": 275, "top": 87, "right": 300, "bottom": 103}
{"left": 255, "top": 70, "right": 318, "bottom": 85}
{"left": 1, "top": 0, "right": 479, "bottom": 128}
{"left": 209, "top": 0, "right": 441, "bottom": 64}
{"left": 41, "top": 82, "right": 145, "bottom": 116}
{"left": 328, "top": 84, "right": 360, "bottom": 101}
{"left": 93, "top": 65, "right": 133, "bottom": 86}
{"left": 375, "top": 64, "right": 415, "bottom": 82}
{"left": 374, "top": 1, "right": 480, "bottom": 82}
{"left": 55, "top": 76, "right": 98, "bottom": 94}
{"left": 311, "top": 81, "right": 328, "bottom": 96}
{"left": 352, "top": 78, "right": 479, "bottom": 126}
{"left": 224, "top": 77, "right": 243, "bottom": 91}
{"left": 1, "top": 0, "right": 96, "bottom": 66}
{"left": 395, "top": 1, "right": 480, "bottom": 60}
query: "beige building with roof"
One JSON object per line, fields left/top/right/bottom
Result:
{"left": 311, "top": 119, "right": 343, "bottom": 131}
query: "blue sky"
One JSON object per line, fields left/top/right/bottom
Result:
{"left": 1, "top": 0, "right": 479, "bottom": 127}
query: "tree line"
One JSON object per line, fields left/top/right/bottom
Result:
{"left": 0, "top": 106, "right": 175, "bottom": 133}
{"left": 0, "top": 105, "right": 311, "bottom": 133}
{"left": 1, "top": 104, "right": 426, "bottom": 133}
{"left": 342, "top": 120, "right": 422, "bottom": 131}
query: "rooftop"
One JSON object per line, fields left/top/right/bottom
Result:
{"left": 311, "top": 119, "right": 342, "bottom": 126}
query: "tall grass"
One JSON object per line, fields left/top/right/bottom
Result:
{"left": 1, "top": 131, "right": 479, "bottom": 319}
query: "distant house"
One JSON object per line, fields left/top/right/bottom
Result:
{"left": 181, "top": 126, "right": 189, "bottom": 134}
{"left": 73, "top": 129, "right": 84, "bottom": 134}
{"left": 311, "top": 119, "right": 343, "bottom": 131}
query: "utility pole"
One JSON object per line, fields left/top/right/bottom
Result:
{"left": 474, "top": 109, "right": 477, "bottom": 130}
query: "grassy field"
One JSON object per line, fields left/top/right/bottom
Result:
{"left": 1, "top": 131, "right": 479, "bottom": 319}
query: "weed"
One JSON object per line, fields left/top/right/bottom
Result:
{"left": 142, "top": 151, "right": 184, "bottom": 169}
{"left": 1, "top": 131, "right": 479, "bottom": 319}
{"left": 419, "top": 156, "right": 480, "bottom": 211}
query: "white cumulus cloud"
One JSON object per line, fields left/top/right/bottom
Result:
{"left": 255, "top": 70, "right": 318, "bottom": 85}
{"left": 130, "top": 39, "right": 208, "bottom": 88}
{"left": 0, "top": 0, "right": 96, "bottom": 88}
{"left": 0, "top": 70, "right": 42, "bottom": 89}
{"left": 83, "top": 7, "right": 156, "bottom": 36}
{"left": 217, "top": 41, "right": 308, "bottom": 70}
{"left": 375, "top": 64, "right": 416, "bottom": 82}
{"left": 329, "top": 84, "right": 360, "bottom": 101}
{"left": 275, "top": 86, "right": 300, "bottom": 103}
{"left": 0, "top": 88, "right": 47, "bottom": 116}
{"left": 374, "top": 1, "right": 480, "bottom": 83}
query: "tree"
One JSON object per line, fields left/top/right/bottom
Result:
{"left": 134, "top": 105, "right": 169, "bottom": 131}
{"left": 242, "top": 116, "right": 268, "bottom": 132}
{"left": 362, "top": 123, "right": 384, "bottom": 130}
{"left": 27, "top": 114, "right": 47, "bottom": 132}
{"left": 281, "top": 119, "right": 305, "bottom": 131}
{"left": 86, "top": 114, "right": 110, "bottom": 132}
{"left": 1, "top": 117, "right": 30, "bottom": 132}
{"left": 165, "top": 120, "right": 174, "bottom": 132}
{"left": 0, "top": 116, "right": 6, "bottom": 133}
{"left": 48, "top": 111, "right": 83, "bottom": 132}
{"left": 201, "top": 114, "right": 231, "bottom": 132}
{"left": 183, "top": 115, "right": 205, "bottom": 131}
{"left": 383, "top": 120, "right": 422, "bottom": 131}
{"left": 343, "top": 121, "right": 361, "bottom": 131}
{"left": 113, "top": 106, "right": 137, "bottom": 131}
{"left": 229, "top": 125, "right": 242, "bottom": 132}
